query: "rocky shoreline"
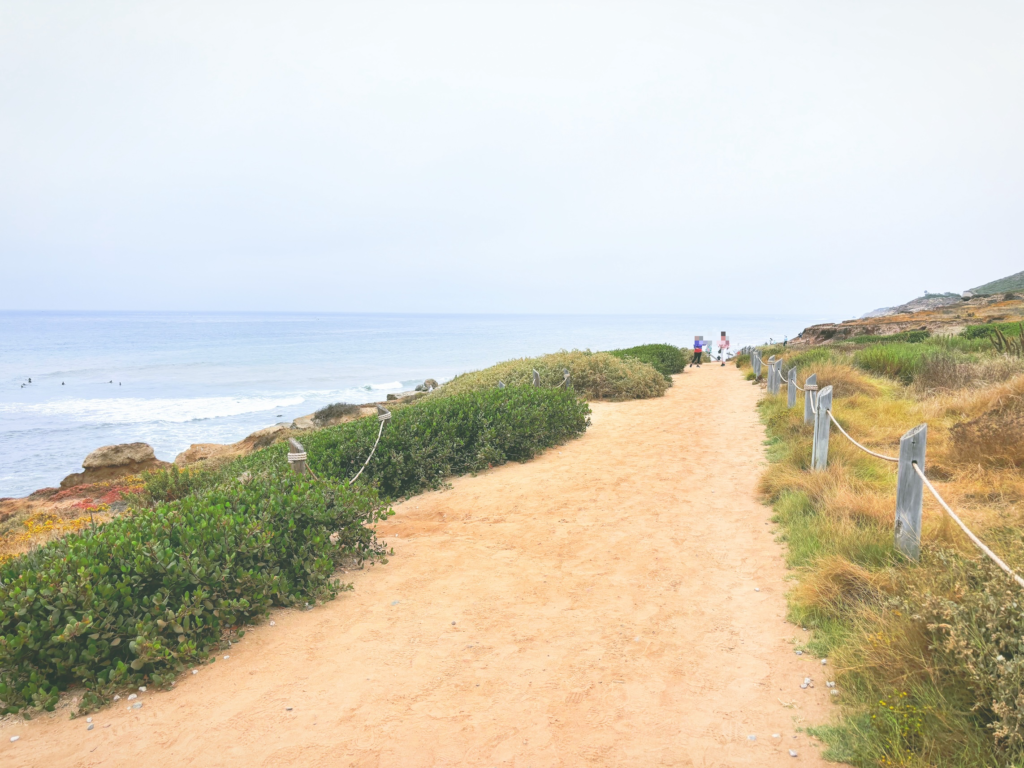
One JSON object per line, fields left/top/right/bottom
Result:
{"left": 0, "top": 380, "right": 443, "bottom": 559}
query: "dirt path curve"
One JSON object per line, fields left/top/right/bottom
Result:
{"left": 4, "top": 366, "right": 835, "bottom": 767}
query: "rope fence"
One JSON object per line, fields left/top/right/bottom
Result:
{"left": 285, "top": 369, "right": 576, "bottom": 484}
{"left": 750, "top": 348, "right": 1021, "bottom": 583}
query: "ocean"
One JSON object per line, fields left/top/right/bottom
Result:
{"left": 0, "top": 311, "right": 823, "bottom": 497}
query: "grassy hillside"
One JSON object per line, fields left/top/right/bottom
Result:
{"left": 969, "top": 269, "right": 1024, "bottom": 296}
{"left": 743, "top": 337, "right": 1024, "bottom": 766}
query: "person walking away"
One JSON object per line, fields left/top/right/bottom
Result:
{"left": 690, "top": 336, "right": 703, "bottom": 367}
{"left": 719, "top": 332, "right": 730, "bottom": 366}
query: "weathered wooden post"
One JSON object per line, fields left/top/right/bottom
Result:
{"left": 498, "top": 380, "right": 506, "bottom": 389}
{"left": 773, "top": 359, "right": 784, "bottom": 395}
{"left": 562, "top": 368, "right": 572, "bottom": 389}
{"left": 752, "top": 351, "right": 761, "bottom": 379}
{"left": 787, "top": 367, "right": 797, "bottom": 408}
{"left": 895, "top": 424, "right": 927, "bottom": 560}
{"left": 811, "top": 385, "right": 833, "bottom": 470}
{"left": 532, "top": 369, "right": 540, "bottom": 387}
{"left": 803, "top": 373, "right": 818, "bottom": 424}
{"left": 287, "top": 438, "right": 307, "bottom": 475}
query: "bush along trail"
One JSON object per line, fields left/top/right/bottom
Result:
{"left": 0, "top": 385, "right": 592, "bottom": 716}
{"left": 744, "top": 331, "right": 1024, "bottom": 768}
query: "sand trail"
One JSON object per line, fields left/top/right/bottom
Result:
{"left": 3, "top": 366, "right": 834, "bottom": 767}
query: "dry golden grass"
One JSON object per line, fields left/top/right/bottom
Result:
{"left": 757, "top": 349, "right": 1024, "bottom": 764}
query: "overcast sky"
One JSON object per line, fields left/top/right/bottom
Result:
{"left": 1, "top": 1, "right": 1021, "bottom": 319}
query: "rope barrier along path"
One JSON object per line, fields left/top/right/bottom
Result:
{"left": 350, "top": 405, "right": 392, "bottom": 484}
{"left": 912, "top": 462, "right": 1024, "bottom": 589}
{"left": 827, "top": 410, "right": 899, "bottom": 462}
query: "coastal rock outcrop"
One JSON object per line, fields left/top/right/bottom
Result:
{"left": 60, "top": 442, "right": 169, "bottom": 488}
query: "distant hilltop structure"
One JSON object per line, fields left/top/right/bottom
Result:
{"left": 796, "top": 268, "right": 1024, "bottom": 346}
{"left": 858, "top": 269, "right": 1023, "bottom": 320}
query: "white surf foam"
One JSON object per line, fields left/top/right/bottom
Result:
{"left": 0, "top": 395, "right": 307, "bottom": 424}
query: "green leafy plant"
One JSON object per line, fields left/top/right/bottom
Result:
{"left": 435, "top": 349, "right": 667, "bottom": 401}
{"left": 0, "top": 470, "right": 390, "bottom": 714}
{"left": 233, "top": 386, "right": 591, "bottom": 499}
{"left": 607, "top": 343, "right": 689, "bottom": 377}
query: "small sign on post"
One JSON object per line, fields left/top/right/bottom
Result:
{"left": 803, "top": 373, "right": 818, "bottom": 424}
{"left": 287, "top": 438, "right": 307, "bottom": 475}
{"left": 895, "top": 424, "right": 927, "bottom": 560}
{"left": 811, "top": 385, "right": 833, "bottom": 470}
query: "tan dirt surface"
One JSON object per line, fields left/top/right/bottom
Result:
{"left": 2, "top": 366, "right": 837, "bottom": 767}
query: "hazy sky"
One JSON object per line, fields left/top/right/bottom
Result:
{"left": 1, "top": 2, "right": 1021, "bottom": 318}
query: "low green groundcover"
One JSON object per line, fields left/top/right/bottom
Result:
{"left": 0, "top": 472, "right": 390, "bottom": 714}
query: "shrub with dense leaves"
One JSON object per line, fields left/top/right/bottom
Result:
{"left": 437, "top": 349, "right": 667, "bottom": 401}
{"left": 920, "top": 553, "right": 1024, "bottom": 756}
{"left": 235, "top": 386, "right": 591, "bottom": 499}
{"left": 0, "top": 471, "right": 390, "bottom": 714}
{"left": 607, "top": 343, "right": 689, "bottom": 377}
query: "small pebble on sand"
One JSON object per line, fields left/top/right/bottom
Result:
{"left": 192, "top": 669, "right": 198, "bottom": 675}
{"left": 127, "top": 694, "right": 137, "bottom": 700}
{"left": 286, "top": 707, "right": 293, "bottom": 711}
{"left": 754, "top": 587, "right": 760, "bottom": 592}
{"left": 10, "top": 736, "right": 19, "bottom": 742}
{"left": 87, "top": 724, "right": 94, "bottom": 730}
{"left": 113, "top": 695, "right": 121, "bottom": 701}
{"left": 451, "top": 621, "right": 456, "bottom": 626}
{"left": 224, "top": 655, "right": 230, "bottom": 659}
{"left": 270, "top": 621, "right": 276, "bottom": 626}
{"left": 773, "top": 734, "right": 781, "bottom": 738}
{"left": 821, "top": 658, "right": 828, "bottom": 665}
{"left": 789, "top": 749, "right": 798, "bottom": 757}
{"left": 795, "top": 651, "right": 802, "bottom": 656}
{"left": 87, "top": 718, "right": 93, "bottom": 723}
{"left": 139, "top": 686, "right": 146, "bottom": 692}
{"left": 748, "top": 735, "right": 756, "bottom": 741}
{"left": 133, "top": 703, "right": 142, "bottom": 709}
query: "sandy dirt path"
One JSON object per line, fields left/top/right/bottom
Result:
{"left": 3, "top": 366, "right": 836, "bottom": 767}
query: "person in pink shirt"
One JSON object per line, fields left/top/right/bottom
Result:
{"left": 718, "top": 332, "right": 730, "bottom": 366}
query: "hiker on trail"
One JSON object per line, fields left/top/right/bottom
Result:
{"left": 718, "top": 332, "right": 730, "bottom": 366}
{"left": 690, "top": 336, "right": 703, "bottom": 367}
{"left": 784, "top": 335, "right": 788, "bottom": 347}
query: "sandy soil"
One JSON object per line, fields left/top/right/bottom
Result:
{"left": 2, "top": 366, "right": 837, "bottom": 767}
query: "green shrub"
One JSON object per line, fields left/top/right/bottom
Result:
{"left": 313, "top": 402, "right": 361, "bottom": 426}
{"left": 607, "top": 344, "right": 689, "bottom": 377}
{"left": 0, "top": 471, "right": 390, "bottom": 714}
{"left": 920, "top": 552, "right": 1024, "bottom": 757}
{"left": 234, "top": 386, "right": 591, "bottom": 499}
{"left": 839, "top": 330, "right": 931, "bottom": 345}
{"left": 961, "top": 321, "right": 1024, "bottom": 341}
{"left": 437, "top": 350, "right": 667, "bottom": 401}
{"left": 853, "top": 344, "right": 929, "bottom": 384}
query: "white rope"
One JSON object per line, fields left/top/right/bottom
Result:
{"left": 350, "top": 418, "right": 386, "bottom": 484}
{"left": 286, "top": 452, "right": 308, "bottom": 462}
{"left": 826, "top": 410, "right": 899, "bottom": 462}
{"left": 912, "top": 462, "right": 1024, "bottom": 589}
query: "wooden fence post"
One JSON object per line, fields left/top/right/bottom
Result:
{"left": 532, "top": 369, "right": 540, "bottom": 387}
{"left": 803, "top": 373, "right": 818, "bottom": 424}
{"left": 787, "top": 367, "right": 797, "bottom": 408}
{"left": 287, "top": 438, "right": 307, "bottom": 475}
{"left": 752, "top": 351, "right": 761, "bottom": 379}
{"left": 895, "top": 424, "right": 927, "bottom": 560}
{"left": 766, "top": 355, "right": 776, "bottom": 388}
{"left": 811, "top": 385, "right": 833, "bottom": 470}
